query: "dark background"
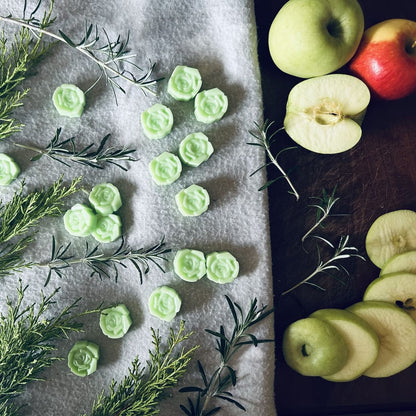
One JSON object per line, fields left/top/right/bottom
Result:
{"left": 253, "top": 1, "right": 416, "bottom": 415}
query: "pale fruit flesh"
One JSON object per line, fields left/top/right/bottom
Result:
{"left": 364, "top": 272, "right": 416, "bottom": 321}
{"left": 310, "top": 308, "right": 379, "bottom": 382}
{"left": 347, "top": 301, "right": 416, "bottom": 378}
{"left": 284, "top": 74, "right": 370, "bottom": 154}
{"left": 380, "top": 250, "right": 416, "bottom": 276}
{"left": 365, "top": 210, "right": 416, "bottom": 268}
{"left": 282, "top": 317, "right": 349, "bottom": 376}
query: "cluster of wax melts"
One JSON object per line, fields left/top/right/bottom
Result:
{"left": 68, "top": 304, "right": 132, "bottom": 376}
{"left": 64, "top": 183, "right": 122, "bottom": 243}
{"left": 174, "top": 249, "right": 239, "bottom": 284}
{"left": 142, "top": 65, "right": 228, "bottom": 217}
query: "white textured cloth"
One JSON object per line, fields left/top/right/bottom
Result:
{"left": 0, "top": 1, "right": 276, "bottom": 415}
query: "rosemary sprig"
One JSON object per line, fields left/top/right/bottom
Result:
{"left": 248, "top": 120, "right": 299, "bottom": 200}
{"left": 302, "top": 187, "right": 343, "bottom": 243}
{"left": 83, "top": 320, "right": 198, "bottom": 416}
{"left": 0, "top": 281, "right": 95, "bottom": 412}
{"left": 180, "top": 296, "right": 274, "bottom": 416}
{"left": 0, "top": 0, "right": 163, "bottom": 100}
{"left": 0, "top": 0, "right": 54, "bottom": 140}
{"left": 40, "top": 236, "right": 170, "bottom": 286}
{"left": 0, "top": 176, "right": 81, "bottom": 278}
{"left": 281, "top": 235, "right": 364, "bottom": 296}
{"left": 13, "top": 128, "right": 137, "bottom": 171}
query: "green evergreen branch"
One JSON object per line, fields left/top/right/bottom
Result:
{"left": 83, "top": 321, "right": 198, "bottom": 416}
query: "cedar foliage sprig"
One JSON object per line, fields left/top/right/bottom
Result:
{"left": 0, "top": 0, "right": 162, "bottom": 101}
{"left": 41, "top": 236, "right": 170, "bottom": 286}
{"left": 83, "top": 321, "right": 198, "bottom": 416}
{"left": 14, "top": 128, "right": 137, "bottom": 171}
{"left": 0, "top": 0, "right": 54, "bottom": 141}
{"left": 180, "top": 296, "right": 274, "bottom": 416}
{"left": 0, "top": 176, "right": 81, "bottom": 278}
{"left": 0, "top": 281, "right": 96, "bottom": 413}
{"left": 248, "top": 120, "right": 299, "bottom": 200}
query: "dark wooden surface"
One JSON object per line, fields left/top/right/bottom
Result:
{"left": 253, "top": 1, "right": 416, "bottom": 415}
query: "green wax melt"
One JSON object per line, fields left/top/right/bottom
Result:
{"left": 68, "top": 340, "right": 99, "bottom": 377}
{"left": 99, "top": 304, "right": 132, "bottom": 339}
{"left": 92, "top": 214, "right": 122, "bottom": 243}
{"left": 167, "top": 65, "right": 202, "bottom": 101}
{"left": 173, "top": 249, "right": 206, "bottom": 282}
{"left": 0, "top": 153, "right": 20, "bottom": 186}
{"left": 175, "top": 184, "right": 210, "bottom": 217}
{"left": 64, "top": 204, "right": 97, "bottom": 237}
{"left": 194, "top": 88, "right": 228, "bottom": 123}
{"left": 52, "top": 84, "right": 85, "bottom": 118}
{"left": 148, "top": 286, "right": 181, "bottom": 322}
{"left": 149, "top": 152, "right": 182, "bottom": 185}
{"left": 141, "top": 103, "right": 174, "bottom": 140}
{"left": 206, "top": 251, "right": 239, "bottom": 284}
{"left": 89, "top": 183, "right": 122, "bottom": 215}
{"left": 179, "top": 132, "right": 214, "bottom": 167}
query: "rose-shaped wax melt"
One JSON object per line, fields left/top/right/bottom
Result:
{"left": 206, "top": 251, "right": 239, "bottom": 284}
{"left": 175, "top": 184, "right": 210, "bottom": 217}
{"left": 141, "top": 103, "right": 174, "bottom": 140}
{"left": 92, "top": 214, "right": 122, "bottom": 243}
{"left": 149, "top": 152, "right": 182, "bottom": 185}
{"left": 89, "top": 183, "right": 122, "bottom": 215}
{"left": 167, "top": 65, "right": 202, "bottom": 101}
{"left": 63, "top": 204, "right": 97, "bottom": 237}
{"left": 173, "top": 249, "right": 206, "bottom": 282}
{"left": 194, "top": 88, "right": 228, "bottom": 123}
{"left": 68, "top": 340, "right": 99, "bottom": 377}
{"left": 179, "top": 132, "right": 214, "bottom": 167}
{"left": 0, "top": 153, "right": 20, "bottom": 186}
{"left": 52, "top": 84, "right": 85, "bottom": 118}
{"left": 99, "top": 304, "right": 132, "bottom": 339}
{"left": 148, "top": 286, "right": 181, "bottom": 322}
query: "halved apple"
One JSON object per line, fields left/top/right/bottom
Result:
{"left": 283, "top": 74, "right": 370, "bottom": 154}
{"left": 365, "top": 210, "right": 416, "bottom": 268}
{"left": 282, "top": 317, "right": 349, "bottom": 376}
{"left": 363, "top": 272, "right": 416, "bottom": 321}
{"left": 310, "top": 308, "right": 379, "bottom": 382}
{"left": 380, "top": 250, "right": 416, "bottom": 276}
{"left": 347, "top": 301, "right": 416, "bottom": 378}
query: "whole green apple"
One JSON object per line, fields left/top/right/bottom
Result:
{"left": 282, "top": 317, "right": 349, "bottom": 376}
{"left": 268, "top": 0, "right": 364, "bottom": 78}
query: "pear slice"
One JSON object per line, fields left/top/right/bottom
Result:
{"left": 347, "top": 301, "right": 416, "bottom": 378}
{"left": 364, "top": 272, "right": 416, "bottom": 321}
{"left": 310, "top": 308, "right": 379, "bottom": 382}
{"left": 380, "top": 250, "right": 416, "bottom": 276}
{"left": 283, "top": 74, "right": 370, "bottom": 154}
{"left": 365, "top": 210, "right": 416, "bottom": 268}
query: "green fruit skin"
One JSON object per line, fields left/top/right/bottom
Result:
{"left": 268, "top": 0, "right": 364, "bottom": 78}
{"left": 282, "top": 317, "right": 349, "bottom": 377}
{"left": 310, "top": 308, "right": 379, "bottom": 382}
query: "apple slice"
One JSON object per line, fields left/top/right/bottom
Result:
{"left": 365, "top": 210, "right": 416, "bottom": 268}
{"left": 347, "top": 301, "right": 416, "bottom": 378}
{"left": 310, "top": 308, "right": 379, "bottom": 382}
{"left": 282, "top": 317, "right": 348, "bottom": 377}
{"left": 283, "top": 74, "right": 370, "bottom": 154}
{"left": 380, "top": 250, "right": 416, "bottom": 276}
{"left": 363, "top": 272, "right": 416, "bottom": 321}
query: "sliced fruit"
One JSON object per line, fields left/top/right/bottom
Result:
{"left": 347, "top": 301, "right": 416, "bottom": 378}
{"left": 365, "top": 210, "right": 416, "bottom": 268}
{"left": 283, "top": 74, "right": 370, "bottom": 154}
{"left": 282, "top": 317, "right": 349, "bottom": 377}
{"left": 380, "top": 250, "right": 416, "bottom": 276}
{"left": 363, "top": 272, "right": 416, "bottom": 321}
{"left": 310, "top": 308, "right": 379, "bottom": 382}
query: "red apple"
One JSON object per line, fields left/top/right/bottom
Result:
{"left": 349, "top": 19, "right": 416, "bottom": 100}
